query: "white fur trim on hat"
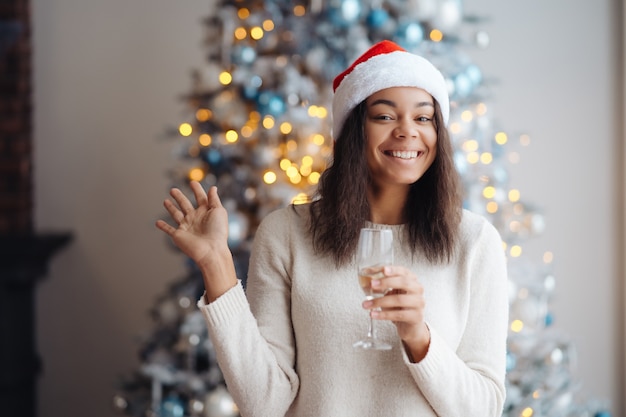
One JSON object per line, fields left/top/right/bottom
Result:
{"left": 332, "top": 49, "right": 449, "bottom": 138}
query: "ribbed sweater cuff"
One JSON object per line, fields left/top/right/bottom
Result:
{"left": 196, "top": 280, "right": 249, "bottom": 328}
{"left": 406, "top": 324, "right": 445, "bottom": 380}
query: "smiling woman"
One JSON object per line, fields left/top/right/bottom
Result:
{"left": 157, "top": 40, "right": 509, "bottom": 417}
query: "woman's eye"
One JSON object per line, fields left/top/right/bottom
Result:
{"left": 417, "top": 116, "right": 432, "bottom": 122}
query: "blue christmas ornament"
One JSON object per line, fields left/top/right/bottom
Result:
{"left": 465, "top": 64, "right": 482, "bottom": 86}
{"left": 366, "top": 8, "right": 389, "bottom": 29}
{"left": 256, "top": 91, "right": 286, "bottom": 117}
{"left": 394, "top": 21, "right": 424, "bottom": 49}
{"left": 545, "top": 311, "right": 554, "bottom": 327}
{"left": 327, "top": 0, "right": 362, "bottom": 28}
{"left": 594, "top": 412, "right": 612, "bottom": 417}
{"left": 232, "top": 45, "right": 257, "bottom": 65}
{"left": 227, "top": 210, "right": 249, "bottom": 249}
{"left": 204, "top": 148, "right": 223, "bottom": 166}
{"left": 161, "top": 395, "right": 185, "bottom": 417}
{"left": 242, "top": 75, "right": 263, "bottom": 99}
{"left": 454, "top": 72, "right": 472, "bottom": 98}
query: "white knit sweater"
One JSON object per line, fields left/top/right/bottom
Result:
{"left": 198, "top": 204, "right": 508, "bottom": 417}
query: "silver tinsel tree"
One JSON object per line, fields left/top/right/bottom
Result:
{"left": 112, "top": 1, "right": 611, "bottom": 416}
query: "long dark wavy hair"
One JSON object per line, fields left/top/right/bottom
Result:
{"left": 308, "top": 98, "right": 463, "bottom": 266}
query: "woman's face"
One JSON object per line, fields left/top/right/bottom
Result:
{"left": 364, "top": 86, "right": 438, "bottom": 190}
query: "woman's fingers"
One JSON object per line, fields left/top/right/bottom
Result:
{"left": 206, "top": 185, "right": 224, "bottom": 209}
{"left": 190, "top": 181, "right": 209, "bottom": 208}
{"left": 372, "top": 266, "right": 419, "bottom": 293}
{"left": 155, "top": 219, "right": 176, "bottom": 236}
{"left": 163, "top": 198, "right": 185, "bottom": 224}
{"left": 170, "top": 187, "right": 196, "bottom": 215}
{"left": 163, "top": 182, "right": 217, "bottom": 227}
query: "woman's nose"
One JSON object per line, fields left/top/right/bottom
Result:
{"left": 393, "top": 118, "right": 418, "bottom": 139}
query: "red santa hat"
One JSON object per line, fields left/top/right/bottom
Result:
{"left": 332, "top": 40, "right": 449, "bottom": 138}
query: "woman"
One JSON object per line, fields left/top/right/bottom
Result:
{"left": 156, "top": 40, "right": 508, "bottom": 416}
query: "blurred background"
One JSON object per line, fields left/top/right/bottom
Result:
{"left": 6, "top": 0, "right": 621, "bottom": 416}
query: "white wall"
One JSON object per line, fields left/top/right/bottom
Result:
{"left": 31, "top": 1, "right": 623, "bottom": 416}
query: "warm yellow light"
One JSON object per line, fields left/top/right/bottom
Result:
{"left": 263, "top": 171, "right": 277, "bottom": 184}
{"left": 286, "top": 166, "right": 299, "bottom": 178}
{"left": 510, "top": 245, "right": 522, "bottom": 257}
{"left": 289, "top": 173, "right": 302, "bottom": 184}
{"left": 250, "top": 26, "right": 264, "bottom": 40}
{"left": 463, "top": 139, "right": 478, "bottom": 152}
{"left": 495, "top": 131, "right": 508, "bottom": 145}
{"left": 225, "top": 130, "right": 238, "bottom": 143}
{"left": 480, "top": 152, "right": 493, "bottom": 164}
{"left": 280, "top": 122, "right": 292, "bottom": 134}
{"left": 262, "top": 116, "right": 275, "bottom": 129}
{"left": 521, "top": 407, "right": 534, "bottom": 417}
{"left": 316, "top": 106, "right": 328, "bottom": 118}
{"left": 196, "top": 108, "right": 212, "bottom": 122}
{"left": 308, "top": 105, "right": 318, "bottom": 117}
{"left": 476, "top": 103, "right": 487, "bottom": 115}
{"left": 449, "top": 122, "right": 461, "bottom": 134}
{"left": 262, "top": 19, "right": 274, "bottom": 31}
{"left": 312, "top": 134, "right": 325, "bottom": 146}
{"left": 179, "top": 123, "right": 193, "bottom": 137}
{"left": 467, "top": 152, "right": 479, "bottom": 164}
{"left": 234, "top": 27, "right": 247, "bottom": 40}
{"left": 509, "top": 221, "right": 521, "bottom": 233}
{"left": 511, "top": 319, "right": 524, "bottom": 333}
{"left": 508, "top": 189, "right": 521, "bottom": 202}
{"left": 219, "top": 71, "right": 233, "bottom": 85}
{"left": 249, "top": 111, "right": 261, "bottom": 122}
{"left": 293, "top": 5, "right": 306, "bottom": 16}
{"left": 286, "top": 139, "right": 297, "bottom": 152}
{"left": 482, "top": 186, "right": 496, "bottom": 199}
{"left": 188, "top": 168, "right": 204, "bottom": 182}
{"left": 301, "top": 155, "right": 313, "bottom": 166}
{"left": 300, "top": 165, "right": 312, "bottom": 176}
{"left": 241, "top": 125, "right": 253, "bottom": 138}
{"left": 280, "top": 159, "right": 291, "bottom": 171}
{"left": 532, "top": 390, "right": 541, "bottom": 399}
{"left": 308, "top": 171, "right": 321, "bottom": 184}
{"left": 461, "top": 110, "right": 473, "bottom": 122}
{"left": 237, "top": 8, "right": 250, "bottom": 19}
{"left": 291, "top": 193, "right": 309, "bottom": 205}
{"left": 486, "top": 201, "right": 498, "bottom": 214}
{"left": 198, "top": 134, "right": 212, "bottom": 146}
{"left": 429, "top": 29, "right": 444, "bottom": 42}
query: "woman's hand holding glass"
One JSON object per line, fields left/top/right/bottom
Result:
{"left": 364, "top": 264, "right": 431, "bottom": 362}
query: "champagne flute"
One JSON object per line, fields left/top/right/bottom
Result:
{"left": 353, "top": 228, "right": 393, "bottom": 350}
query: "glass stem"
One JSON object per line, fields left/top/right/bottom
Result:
{"left": 368, "top": 308, "right": 378, "bottom": 339}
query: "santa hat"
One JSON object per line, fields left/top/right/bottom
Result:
{"left": 332, "top": 40, "right": 449, "bottom": 138}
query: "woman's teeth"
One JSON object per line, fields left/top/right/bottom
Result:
{"left": 389, "top": 150, "right": 418, "bottom": 159}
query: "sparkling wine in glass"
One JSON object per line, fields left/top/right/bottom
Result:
{"left": 353, "top": 228, "right": 393, "bottom": 350}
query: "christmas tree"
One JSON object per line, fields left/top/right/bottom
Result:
{"left": 112, "top": 1, "right": 612, "bottom": 416}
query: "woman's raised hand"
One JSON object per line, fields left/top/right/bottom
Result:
{"left": 156, "top": 181, "right": 237, "bottom": 302}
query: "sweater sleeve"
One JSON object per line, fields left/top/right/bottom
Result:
{"left": 405, "top": 218, "right": 509, "bottom": 417}
{"left": 196, "top": 209, "right": 299, "bottom": 417}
